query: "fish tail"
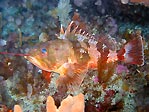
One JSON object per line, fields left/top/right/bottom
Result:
{"left": 117, "top": 36, "right": 144, "bottom": 66}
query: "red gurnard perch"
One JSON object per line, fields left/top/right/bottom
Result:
{"left": 0, "top": 20, "right": 144, "bottom": 91}
{"left": 24, "top": 21, "right": 144, "bottom": 91}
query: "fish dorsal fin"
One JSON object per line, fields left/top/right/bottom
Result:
{"left": 58, "top": 12, "right": 94, "bottom": 43}
{"left": 58, "top": 21, "right": 94, "bottom": 44}
{"left": 97, "top": 34, "right": 117, "bottom": 51}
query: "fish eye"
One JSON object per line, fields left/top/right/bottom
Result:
{"left": 41, "top": 48, "right": 47, "bottom": 54}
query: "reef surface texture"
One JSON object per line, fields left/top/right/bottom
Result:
{"left": 0, "top": 0, "right": 149, "bottom": 112}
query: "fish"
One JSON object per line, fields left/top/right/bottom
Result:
{"left": 0, "top": 16, "right": 144, "bottom": 91}
{"left": 24, "top": 21, "right": 144, "bottom": 91}
{"left": 25, "top": 26, "right": 90, "bottom": 90}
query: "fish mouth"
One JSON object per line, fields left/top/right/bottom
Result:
{"left": 24, "top": 56, "right": 43, "bottom": 69}
{"left": 24, "top": 56, "right": 52, "bottom": 72}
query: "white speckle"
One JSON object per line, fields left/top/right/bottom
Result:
{"left": 88, "top": 39, "right": 97, "bottom": 45}
{"left": 121, "top": 0, "right": 129, "bottom": 4}
{"left": 15, "top": 18, "right": 22, "bottom": 26}
{"left": 80, "top": 48, "right": 86, "bottom": 53}
{"left": 124, "top": 43, "right": 132, "bottom": 54}
{"left": 24, "top": 48, "right": 30, "bottom": 53}
{"left": 95, "top": 0, "right": 102, "bottom": 6}
{"left": 38, "top": 69, "right": 42, "bottom": 74}
{"left": 8, "top": 62, "right": 11, "bottom": 66}
{"left": 0, "top": 39, "right": 6, "bottom": 46}
{"left": 124, "top": 43, "right": 133, "bottom": 63}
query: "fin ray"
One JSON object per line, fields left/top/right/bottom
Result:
{"left": 117, "top": 36, "right": 144, "bottom": 66}
{"left": 57, "top": 72, "right": 86, "bottom": 92}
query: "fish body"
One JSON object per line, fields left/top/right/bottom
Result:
{"left": 25, "top": 21, "right": 144, "bottom": 90}
{"left": 26, "top": 37, "right": 91, "bottom": 90}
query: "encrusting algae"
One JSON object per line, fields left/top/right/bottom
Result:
{"left": 0, "top": 0, "right": 148, "bottom": 111}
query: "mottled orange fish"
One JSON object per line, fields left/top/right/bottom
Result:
{"left": 24, "top": 21, "right": 144, "bottom": 90}
{"left": 25, "top": 22, "right": 91, "bottom": 90}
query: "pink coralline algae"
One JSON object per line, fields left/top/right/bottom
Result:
{"left": 116, "top": 64, "right": 129, "bottom": 74}
{"left": 93, "top": 75, "right": 99, "bottom": 83}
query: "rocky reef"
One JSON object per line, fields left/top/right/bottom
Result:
{"left": 0, "top": 0, "right": 149, "bottom": 112}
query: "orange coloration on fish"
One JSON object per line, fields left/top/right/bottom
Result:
{"left": 24, "top": 20, "right": 144, "bottom": 91}
{"left": 42, "top": 70, "right": 52, "bottom": 83}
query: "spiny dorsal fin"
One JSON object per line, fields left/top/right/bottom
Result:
{"left": 58, "top": 21, "right": 94, "bottom": 43}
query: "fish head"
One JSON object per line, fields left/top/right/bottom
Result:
{"left": 25, "top": 42, "right": 52, "bottom": 72}
{"left": 25, "top": 40, "right": 75, "bottom": 72}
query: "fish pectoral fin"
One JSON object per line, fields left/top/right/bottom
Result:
{"left": 56, "top": 72, "right": 86, "bottom": 92}
{"left": 55, "top": 63, "right": 86, "bottom": 92}
{"left": 54, "top": 63, "right": 71, "bottom": 76}
{"left": 42, "top": 70, "right": 52, "bottom": 83}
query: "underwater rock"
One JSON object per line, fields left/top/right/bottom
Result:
{"left": 0, "top": 0, "right": 148, "bottom": 112}
{"left": 129, "top": 0, "right": 149, "bottom": 6}
{"left": 0, "top": 61, "right": 13, "bottom": 80}
{"left": 39, "top": 32, "right": 49, "bottom": 42}
{"left": 0, "top": 39, "right": 6, "bottom": 47}
{"left": 13, "top": 93, "right": 85, "bottom": 112}
{"left": 0, "top": 104, "right": 9, "bottom": 112}
{"left": 73, "top": 0, "right": 87, "bottom": 7}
